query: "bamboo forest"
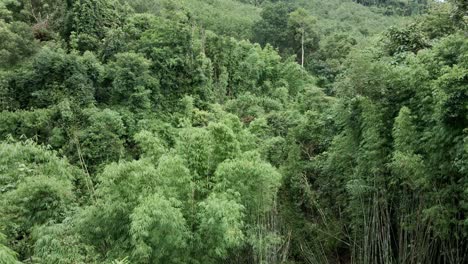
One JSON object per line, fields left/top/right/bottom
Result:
{"left": 0, "top": 0, "right": 467, "bottom": 263}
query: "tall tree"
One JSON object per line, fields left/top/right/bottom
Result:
{"left": 288, "top": 8, "right": 317, "bottom": 67}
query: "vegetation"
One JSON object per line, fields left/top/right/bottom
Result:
{"left": 0, "top": 0, "right": 466, "bottom": 263}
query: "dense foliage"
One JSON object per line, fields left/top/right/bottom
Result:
{"left": 0, "top": 0, "right": 466, "bottom": 263}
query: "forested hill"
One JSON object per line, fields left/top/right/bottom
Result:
{"left": 0, "top": 0, "right": 466, "bottom": 263}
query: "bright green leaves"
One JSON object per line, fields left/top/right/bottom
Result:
{"left": 77, "top": 159, "right": 158, "bottom": 258}
{"left": 175, "top": 120, "right": 244, "bottom": 197}
{"left": 0, "top": 232, "right": 20, "bottom": 264}
{"left": 393, "top": 106, "right": 418, "bottom": 153}
{"left": 418, "top": 3, "right": 457, "bottom": 39}
{"left": 2, "top": 0, "right": 68, "bottom": 29}
{"left": 214, "top": 152, "right": 281, "bottom": 215}
{"left": 391, "top": 107, "right": 428, "bottom": 189}
{"left": 0, "top": 0, "right": 69, "bottom": 41}
{"left": 0, "top": 0, "right": 16, "bottom": 21}
{"left": 10, "top": 175, "right": 73, "bottom": 225}
{"left": 70, "top": 113, "right": 283, "bottom": 263}
{"left": 391, "top": 151, "right": 428, "bottom": 190}
{"left": 206, "top": 31, "right": 308, "bottom": 100}
{"left": 0, "top": 0, "right": 315, "bottom": 115}
{"left": 293, "top": 110, "right": 331, "bottom": 158}
{"left": 0, "top": 141, "right": 80, "bottom": 259}
{"left": 176, "top": 127, "right": 211, "bottom": 181}
{"left": 225, "top": 92, "right": 265, "bottom": 121}
{"left": 288, "top": 8, "right": 318, "bottom": 66}
{"left": 96, "top": 159, "right": 157, "bottom": 208}
{"left": 208, "top": 123, "right": 240, "bottom": 171}
{"left": 134, "top": 130, "right": 167, "bottom": 161}
{"left": 212, "top": 152, "right": 282, "bottom": 263}
{"left": 196, "top": 193, "right": 245, "bottom": 262}
{"left": 0, "top": 141, "right": 77, "bottom": 189}
{"left": 130, "top": 193, "right": 189, "bottom": 264}
{"left": 32, "top": 220, "right": 97, "bottom": 264}
{"left": 0, "top": 108, "right": 55, "bottom": 142}
{"left": 155, "top": 154, "right": 193, "bottom": 202}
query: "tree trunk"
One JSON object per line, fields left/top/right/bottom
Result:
{"left": 301, "top": 30, "right": 304, "bottom": 68}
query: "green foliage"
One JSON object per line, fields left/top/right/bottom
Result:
{"left": 353, "top": 0, "right": 429, "bottom": 16}
{"left": 0, "top": 140, "right": 80, "bottom": 259}
{"left": 214, "top": 151, "right": 281, "bottom": 215}
{"left": 393, "top": 106, "right": 418, "bottom": 153}
{"left": 176, "top": 127, "right": 211, "bottom": 182}
{"left": 449, "top": 0, "right": 468, "bottom": 27}
{"left": 0, "top": 20, "right": 37, "bottom": 68}
{"left": 32, "top": 221, "right": 97, "bottom": 264}
{"left": 130, "top": 193, "right": 189, "bottom": 264}
{"left": 1, "top": 47, "right": 103, "bottom": 109}
{"left": 104, "top": 52, "right": 159, "bottom": 111}
{"left": 0, "top": 232, "right": 20, "bottom": 264}
{"left": 69, "top": 0, "right": 128, "bottom": 52}
{"left": 312, "top": 33, "right": 357, "bottom": 87}
{"left": 252, "top": 2, "right": 293, "bottom": 52}
{"left": 0, "top": 108, "right": 54, "bottom": 141}
{"left": 384, "top": 24, "right": 430, "bottom": 55}
{"left": 434, "top": 64, "right": 467, "bottom": 128}
{"left": 288, "top": 8, "right": 318, "bottom": 64}
{"left": 418, "top": 2, "right": 457, "bottom": 39}
{"left": 134, "top": 130, "right": 166, "bottom": 160}
{"left": 208, "top": 122, "right": 240, "bottom": 171}
{"left": 196, "top": 193, "right": 245, "bottom": 262}
{"left": 0, "top": 0, "right": 466, "bottom": 263}
{"left": 75, "top": 108, "right": 125, "bottom": 172}
{"left": 76, "top": 159, "right": 158, "bottom": 259}
{"left": 155, "top": 154, "right": 193, "bottom": 202}
{"left": 125, "top": 0, "right": 260, "bottom": 39}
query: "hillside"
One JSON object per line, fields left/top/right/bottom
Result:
{"left": 0, "top": 0, "right": 467, "bottom": 263}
